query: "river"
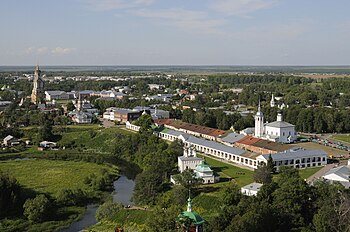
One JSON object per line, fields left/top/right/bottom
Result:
{"left": 61, "top": 175, "right": 135, "bottom": 232}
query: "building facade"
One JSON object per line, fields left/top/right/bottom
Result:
{"left": 253, "top": 105, "right": 297, "bottom": 143}
{"left": 256, "top": 148, "right": 327, "bottom": 170}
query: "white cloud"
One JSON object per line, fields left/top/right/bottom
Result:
{"left": 25, "top": 47, "right": 36, "bottom": 54}
{"left": 134, "top": 8, "right": 226, "bottom": 34}
{"left": 51, "top": 47, "right": 77, "bottom": 55}
{"left": 84, "top": 0, "right": 156, "bottom": 11}
{"left": 37, "top": 47, "right": 49, "bottom": 54}
{"left": 24, "top": 47, "right": 49, "bottom": 55}
{"left": 210, "top": 0, "right": 279, "bottom": 17}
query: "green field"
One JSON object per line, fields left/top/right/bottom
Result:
{"left": 57, "top": 126, "right": 133, "bottom": 153}
{"left": 198, "top": 155, "right": 254, "bottom": 187}
{"left": 332, "top": 134, "right": 350, "bottom": 144}
{"left": 0, "top": 159, "right": 117, "bottom": 197}
{"left": 89, "top": 209, "right": 149, "bottom": 231}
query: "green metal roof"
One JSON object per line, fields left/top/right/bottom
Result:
{"left": 180, "top": 211, "right": 205, "bottom": 225}
{"left": 195, "top": 162, "right": 212, "bottom": 172}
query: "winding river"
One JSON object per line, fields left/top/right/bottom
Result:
{"left": 61, "top": 175, "right": 135, "bottom": 232}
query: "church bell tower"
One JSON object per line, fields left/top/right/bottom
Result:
{"left": 31, "top": 65, "right": 45, "bottom": 104}
{"left": 255, "top": 100, "right": 264, "bottom": 138}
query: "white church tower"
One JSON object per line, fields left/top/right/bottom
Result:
{"left": 255, "top": 101, "right": 264, "bottom": 138}
{"left": 277, "top": 112, "right": 283, "bottom": 122}
{"left": 270, "top": 94, "right": 275, "bottom": 107}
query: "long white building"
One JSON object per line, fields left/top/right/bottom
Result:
{"left": 126, "top": 123, "right": 327, "bottom": 170}
{"left": 256, "top": 148, "right": 327, "bottom": 171}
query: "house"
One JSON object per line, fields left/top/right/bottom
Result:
{"left": 92, "top": 91, "right": 127, "bottom": 100}
{"left": 39, "top": 141, "right": 57, "bottom": 149}
{"left": 3, "top": 135, "right": 20, "bottom": 146}
{"left": 132, "top": 106, "right": 170, "bottom": 120}
{"left": 0, "top": 101, "right": 12, "bottom": 111}
{"left": 241, "top": 183, "right": 263, "bottom": 196}
{"left": 147, "top": 84, "right": 164, "bottom": 90}
{"left": 71, "top": 112, "right": 93, "bottom": 124}
{"left": 78, "top": 90, "right": 95, "bottom": 99}
{"left": 150, "top": 109, "right": 170, "bottom": 120}
{"left": 45, "top": 91, "right": 69, "bottom": 101}
{"left": 145, "top": 94, "right": 173, "bottom": 102}
{"left": 322, "top": 160, "right": 350, "bottom": 188}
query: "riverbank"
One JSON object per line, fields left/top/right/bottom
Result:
{"left": 0, "top": 159, "right": 118, "bottom": 232}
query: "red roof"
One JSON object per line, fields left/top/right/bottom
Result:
{"left": 154, "top": 119, "right": 225, "bottom": 137}
{"left": 236, "top": 136, "right": 261, "bottom": 146}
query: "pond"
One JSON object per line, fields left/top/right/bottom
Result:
{"left": 61, "top": 175, "right": 135, "bottom": 232}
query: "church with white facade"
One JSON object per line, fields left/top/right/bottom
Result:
{"left": 254, "top": 103, "right": 297, "bottom": 143}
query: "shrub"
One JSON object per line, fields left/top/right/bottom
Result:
{"left": 56, "top": 188, "right": 88, "bottom": 206}
{"left": 0, "top": 171, "right": 22, "bottom": 218}
{"left": 23, "top": 194, "right": 50, "bottom": 223}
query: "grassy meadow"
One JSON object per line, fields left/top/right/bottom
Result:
{"left": 332, "top": 134, "right": 350, "bottom": 144}
{"left": 0, "top": 159, "right": 117, "bottom": 197}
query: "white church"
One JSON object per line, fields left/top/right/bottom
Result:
{"left": 174, "top": 145, "right": 217, "bottom": 184}
{"left": 254, "top": 102, "right": 297, "bottom": 143}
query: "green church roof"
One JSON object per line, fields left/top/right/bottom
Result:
{"left": 195, "top": 162, "right": 212, "bottom": 172}
{"left": 178, "top": 197, "right": 205, "bottom": 225}
{"left": 180, "top": 211, "right": 205, "bottom": 225}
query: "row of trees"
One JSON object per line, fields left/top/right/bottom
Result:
{"left": 262, "top": 106, "right": 350, "bottom": 134}
{"left": 182, "top": 108, "right": 254, "bottom": 131}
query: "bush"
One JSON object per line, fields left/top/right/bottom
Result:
{"left": 84, "top": 170, "right": 114, "bottom": 191}
{"left": 96, "top": 201, "right": 123, "bottom": 221}
{"left": 56, "top": 188, "right": 88, "bottom": 206}
{"left": 0, "top": 171, "right": 22, "bottom": 218}
{"left": 23, "top": 194, "right": 50, "bottom": 223}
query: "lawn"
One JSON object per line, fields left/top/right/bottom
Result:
{"left": 299, "top": 167, "right": 323, "bottom": 180}
{"left": 332, "top": 134, "right": 350, "bottom": 144}
{"left": 88, "top": 209, "right": 149, "bottom": 231}
{"left": 198, "top": 155, "right": 254, "bottom": 187}
{"left": 0, "top": 159, "right": 117, "bottom": 197}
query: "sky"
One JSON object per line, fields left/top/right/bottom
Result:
{"left": 1, "top": 0, "right": 350, "bottom": 66}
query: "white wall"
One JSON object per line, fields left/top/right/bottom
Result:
{"left": 265, "top": 126, "right": 296, "bottom": 143}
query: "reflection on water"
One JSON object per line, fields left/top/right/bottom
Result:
{"left": 60, "top": 205, "right": 97, "bottom": 232}
{"left": 112, "top": 175, "right": 135, "bottom": 206}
